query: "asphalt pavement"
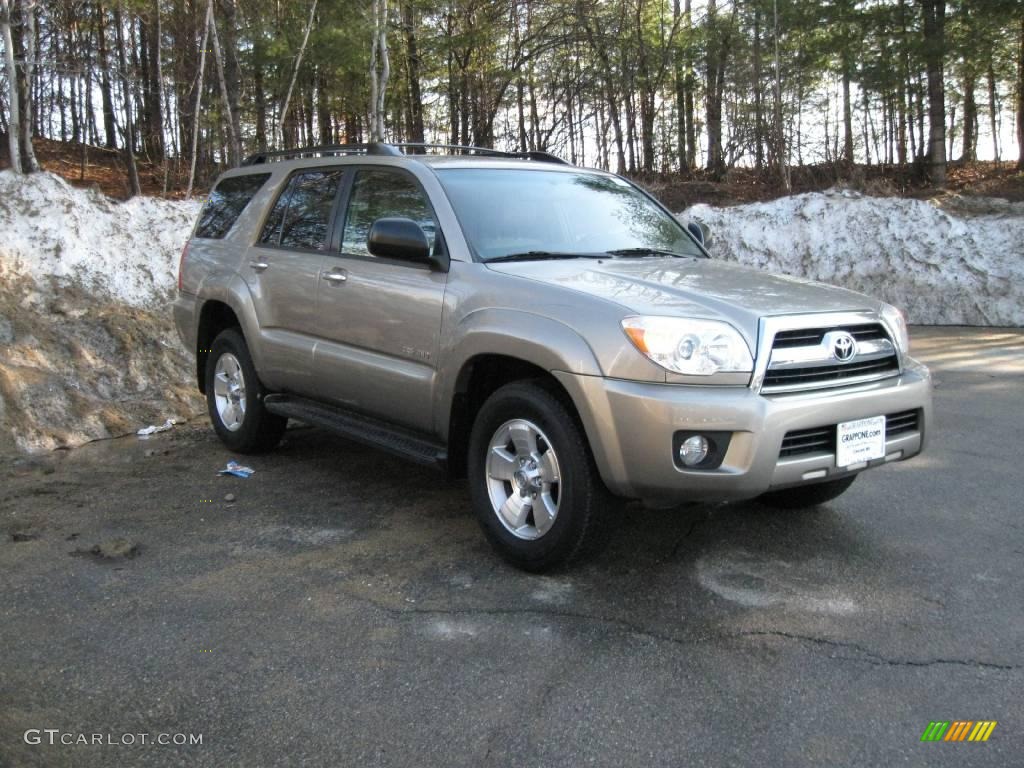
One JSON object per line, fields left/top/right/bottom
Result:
{"left": 1, "top": 327, "right": 1021, "bottom": 767}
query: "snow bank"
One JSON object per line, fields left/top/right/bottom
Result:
{"left": 0, "top": 170, "right": 200, "bottom": 307}
{"left": 0, "top": 172, "right": 203, "bottom": 453}
{"left": 684, "top": 190, "right": 1024, "bottom": 326}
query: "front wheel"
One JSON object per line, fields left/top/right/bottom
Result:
{"left": 467, "top": 381, "right": 614, "bottom": 571}
{"left": 757, "top": 475, "right": 857, "bottom": 510}
{"left": 205, "top": 328, "right": 286, "bottom": 453}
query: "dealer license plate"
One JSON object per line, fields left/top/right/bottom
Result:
{"left": 836, "top": 416, "right": 886, "bottom": 468}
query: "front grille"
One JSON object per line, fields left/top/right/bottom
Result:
{"left": 762, "top": 322, "right": 900, "bottom": 393}
{"left": 885, "top": 409, "right": 920, "bottom": 437}
{"left": 780, "top": 409, "right": 922, "bottom": 459}
{"left": 771, "top": 323, "right": 890, "bottom": 349}
{"left": 762, "top": 357, "right": 900, "bottom": 389}
{"left": 779, "top": 426, "right": 836, "bottom": 457}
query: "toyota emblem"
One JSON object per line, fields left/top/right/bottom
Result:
{"left": 830, "top": 331, "right": 858, "bottom": 362}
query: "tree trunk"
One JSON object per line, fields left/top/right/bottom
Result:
{"left": 368, "top": 0, "right": 390, "bottom": 142}
{"left": 704, "top": 0, "right": 732, "bottom": 177}
{"left": 919, "top": 0, "right": 946, "bottom": 186}
{"left": 753, "top": 7, "right": 764, "bottom": 170}
{"left": 842, "top": 61, "right": 854, "bottom": 163}
{"left": 1017, "top": 17, "right": 1023, "bottom": 170}
{"left": 254, "top": 38, "right": 267, "bottom": 149}
{"left": 960, "top": 66, "right": 976, "bottom": 162}
{"left": 207, "top": 0, "right": 239, "bottom": 165}
{"left": 1, "top": 0, "right": 21, "bottom": 173}
{"left": 280, "top": 0, "right": 318, "bottom": 147}
{"left": 95, "top": 3, "right": 118, "bottom": 149}
{"left": 985, "top": 60, "right": 998, "bottom": 163}
{"left": 114, "top": 3, "right": 141, "bottom": 196}
{"left": 14, "top": 0, "right": 38, "bottom": 170}
{"left": 401, "top": 2, "right": 424, "bottom": 144}
{"left": 672, "top": 0, "right": 687, "bottom": 172}
{"left": 705, "top": 0, "right": 721, "bottom": 174}
{"left": 186, "top": 0, "right": 212, "bottom": 198}
{"left": 220, "top": 0, "right": 243, "bottom": 155}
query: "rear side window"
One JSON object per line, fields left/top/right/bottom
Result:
{"left": 258, "top": 169, "right": 345, "bottom": 251}
{"left": 195, "top": 173, "right": 270, "bottom": 239}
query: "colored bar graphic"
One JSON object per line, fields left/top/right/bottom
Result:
{"left": 921, "top": 721, "right": 996, "bottom": 742}
{"left": 921, "top": 722, "right": 949, "bottom": 741}
{"left": 945, "top": 721, "right": 972, "bottom": 741}
{"left": 968, "top": 722, "right": 998, "bottom": 742}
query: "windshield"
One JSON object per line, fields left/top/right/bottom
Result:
{"left": 434, "top": 168, "right": 704, "bottom": 262}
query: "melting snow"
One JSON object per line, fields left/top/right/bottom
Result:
{"left": 683, "top": 189, "right": 1024, "bottom": 326}
{"left": 0, "top": 170, "right": 200, "bottom": 307}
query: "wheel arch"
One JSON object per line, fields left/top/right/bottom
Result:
{"left": 194, "top": 278, "right": 263, "bottom": 394}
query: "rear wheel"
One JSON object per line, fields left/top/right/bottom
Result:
{"left": 468, "top": 381, "right": 614, "bottom": 571}
{"left": 757, "top": 475, "right": 857, "bottom": 510}
{"left": 205, "top": 328, "right": 286, "bottom": 453}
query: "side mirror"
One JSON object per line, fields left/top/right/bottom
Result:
{"left": 687, "top": 220, "right": 711, "bottom": 249}
{"left": 368, "top": 217, "right": 446, "bottom": 269}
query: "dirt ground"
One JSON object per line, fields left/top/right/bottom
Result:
{"left": 1, "top": 327, "right": 1022, "bottom": 767}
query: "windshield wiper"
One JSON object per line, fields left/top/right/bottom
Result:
{"left": 604, "top": 247, "right": 688, "bottom": 258}
{"left": 486, "top": 250, "right": 604, "bottom": 263}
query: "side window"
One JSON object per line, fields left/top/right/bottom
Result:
{"left": 195, "top": 173, "right": 270, "bottom": 239}
{"left": 341, "top": 170, "right": 438, "bottom": 258}
{"left": 258, "top": 169, "right": 344, "bottom": 250}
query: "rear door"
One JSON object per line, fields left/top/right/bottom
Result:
{"left": 243, "top": 167, "right": 346, "bottom": 395}
{"left": 310, "top": 167, "right": 448, "bottom": 433}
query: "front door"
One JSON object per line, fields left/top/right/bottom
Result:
{"left": 311, "top": 167, "right": 448, "bottom": 434}
{"left": 244, "top": 167, "right": 345, "bottom": 394}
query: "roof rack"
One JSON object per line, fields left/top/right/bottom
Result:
{"left": 240, "top": 142, "right": 569, "bottom": 166}
{"left": 241, "top": 143, "right": 401, "bottom": 166}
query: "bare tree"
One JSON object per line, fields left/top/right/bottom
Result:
{"left": 919, "top": 0, "right": 946, "bottom": 186}
{"left": 186, "top": 0, "right": 212, "bottom": 199}
{"left": 369, "top": 0, "right": 390, "bottom": 142}
{"left": 207, "top": 0, "right": 239, "bottom": 166}
{"left": 18, "top": 0, "right": 37, "bottom": 170}
{"left": 1017, "top": 16, "right": 1023, "bottom": 170}
{"left": 1, "top": 0, "right": 21, "bottom": 173}
{"left": 279, "top": 0, "right": 317, "bottom": 148}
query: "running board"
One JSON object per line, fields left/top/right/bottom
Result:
{"left": 263, "top": 394, "right": 447, "bottom": 469}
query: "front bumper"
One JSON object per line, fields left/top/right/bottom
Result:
{"left": 555, "top": 358, "right": 932, "bottom": 501}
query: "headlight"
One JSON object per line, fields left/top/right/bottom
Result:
{"left": 621, "top": 316, "right": 753, "bottom": 376}
{"left": 880, "top": 304, "right": 910, "bottom": 353}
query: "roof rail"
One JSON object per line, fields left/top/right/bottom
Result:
{"left": 391, "top": 143, "right": 569, "bottom": 165}
{"left": 240, "top": 142, "right": 570, "bottom": 167}
{"left": 241, "top": 142, "right": 401, "bottom": 166}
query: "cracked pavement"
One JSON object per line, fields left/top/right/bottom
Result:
{"left": 1, "top": 327, "right": 1022, "bottom": 767}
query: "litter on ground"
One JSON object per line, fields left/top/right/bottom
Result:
{"left": 218, "top": 460, "right": 255, "bottom": 478}
{"left": 137, "top": 418, "right": 177, "bottom": 437}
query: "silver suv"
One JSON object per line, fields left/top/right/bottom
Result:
{"left": 174, "top": 143, "right": 932, "bottom": 570}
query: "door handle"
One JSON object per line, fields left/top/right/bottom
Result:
{"left": 249, "top": 261, "right": 269, "bottom": 272}
{"left": 323, "top": 269, "right": 348, "bottom": 284}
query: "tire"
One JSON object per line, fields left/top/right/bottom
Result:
{"left": 204, "top": 328, "right": 286, "bottom": 454}
{"left": 757, "top": 475, "right": 857, "bottom": 510}
{"left": 467, "top": 380, "right": 614, "bottom": 571}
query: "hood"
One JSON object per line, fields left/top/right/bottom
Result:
{"left": 486, "top": 256, "right": 881, "bottom": 342}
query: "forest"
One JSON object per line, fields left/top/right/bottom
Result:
{"left": 1, "top": 0, "right": 1022, "bottom": 197}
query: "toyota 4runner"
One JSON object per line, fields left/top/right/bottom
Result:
{"left": 174, "top": 143, "right": 932, "bottom": 571}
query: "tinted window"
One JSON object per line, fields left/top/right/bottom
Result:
{"left": 195, "top": 173, "right": 270, "bottom": 239}
{"left": 435, "top": 169, "right": 702, "bottom": 261}
{"left": 341, "top": 170, "right": 437, "bottom": 257}
{"left": 259, "top": 169, "right": 344, "bottom": 250}
{"left": 259, "top": 181, "right": 291, "bottom": 245}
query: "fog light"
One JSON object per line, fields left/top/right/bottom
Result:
{"left": 679, "top": 435, "right": 710, "bottom": 467}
